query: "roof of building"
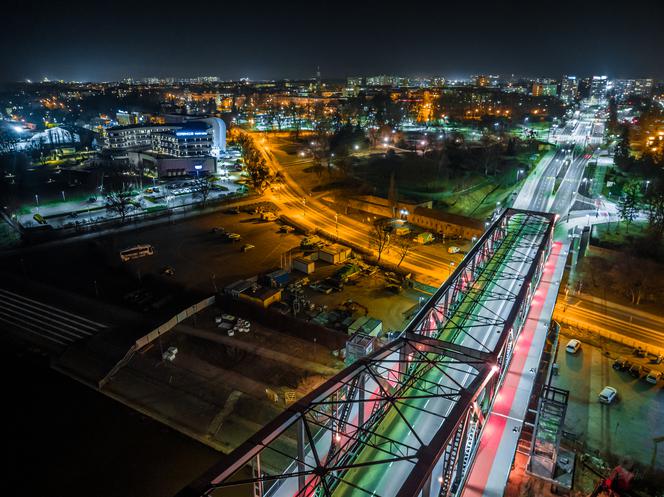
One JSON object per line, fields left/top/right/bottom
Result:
{"left": 412, "top": 207, "right": 485, "bottom": 230}
{"left": 179, "top": 121, "right": 209, "bottom": 131}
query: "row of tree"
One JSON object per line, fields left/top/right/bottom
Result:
{"left": 230, "top": 130, "right": 272, "bottom": 193}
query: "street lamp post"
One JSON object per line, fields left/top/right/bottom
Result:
{"left": 334, "top": 213, "right": 339, "bottom": 240}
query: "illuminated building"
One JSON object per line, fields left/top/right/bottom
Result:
{"left": 560, "top": 75, "right": 578, "bottom": 102}
{"left": 105, "top": 117, "right": 226, "bottom": 157}
{"left": 590, "top": 75, "right": 608, "bottom": 102}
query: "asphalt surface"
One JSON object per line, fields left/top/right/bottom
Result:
{"left": 555, "top": 295, "right": 664, "bottom": 349}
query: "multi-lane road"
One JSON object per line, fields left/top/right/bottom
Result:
{"left": 255, "top": 134, "right": 461, "bottom": 285}
{"left": 554, "top": 294, "right": 664, "bottom": 349}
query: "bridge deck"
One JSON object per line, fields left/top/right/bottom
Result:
{"left": 329, "top": 214, "right": 551, "bottom": 497}
{"left": 460, "top": 240, "right": 567, "bottom": 497}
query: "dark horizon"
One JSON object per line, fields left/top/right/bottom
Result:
{"left": 2, "top": 0, "right": 663, "bottom": 82}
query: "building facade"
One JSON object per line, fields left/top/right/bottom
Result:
{"left": 105, "top": 117, "right": 226, "bottom": 157}
{"left": 590, "top": 75, "right": 608, "bottom": 102}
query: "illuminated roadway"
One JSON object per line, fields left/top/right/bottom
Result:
{"left": 253, "top": 133, "right": 458, "bottom": 285}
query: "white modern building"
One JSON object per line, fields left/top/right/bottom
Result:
{"left": 105, "top": 117, "right": 226, "bottom": 157}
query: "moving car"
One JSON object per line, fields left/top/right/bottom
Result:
{"left": 598, "top": 386, "right": 618, "bottom": 404}
{"left": 565, "top": 339, "right": 581, "bottom": 354}
{"left": 279, "top": 225, "right": 295, "bottom": 233}
{"left": 227, "top": 233, "right": 241, "bottom": 241}
{"left": 162, "top": 346, "right": 178, "bottom": 362}
{"left": 241, "top": 243, "right": 255, "bottom": 252}
{"left": 447, "top": 246, "right": 461, "bottom": 254}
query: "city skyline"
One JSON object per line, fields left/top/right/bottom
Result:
{"left": 2, "top": 0, "right": 663, "bottom": 82}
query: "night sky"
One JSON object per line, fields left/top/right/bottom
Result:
{"left": 2, "top": 0, "right": 663, "bottom": 82}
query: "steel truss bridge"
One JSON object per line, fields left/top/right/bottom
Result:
{"left": 177, "top": 209, "right": 556, "bottom": 497}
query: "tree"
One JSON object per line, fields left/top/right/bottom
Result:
{"left": 369, "top": 220, "right": 391, "bottom": 263}
{"left": 394, "top": 236, "right": 414, "bottom": 268}
{"left": 614, "top": 126, "right": 632, "bottom": 170}
{"left": 610, "top": 254, "right": 662, "bottom": 305}
{"left": 105, "top": 186, "right": 133, "bottom": 223}
{"left": 617, "top": 182, "right": 641, "bottom": 232}
{"left": 247, "top": 158, "right": 271, "bottom": 193}
{"left": 287, "top": 102, "right": 301, "bottom": 139}
{"left": 194, "top": 176, "right": 214, "bottom": 208}
{"left": 644, "top": 178, "right": 664, "bottom": 242}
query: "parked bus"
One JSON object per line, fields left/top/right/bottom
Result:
{"left": 119, "top": 244, "right": 154, "bottom": 262}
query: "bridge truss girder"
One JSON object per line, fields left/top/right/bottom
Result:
{"left": 176, "top": 209, "right": 556, "bottom": 497}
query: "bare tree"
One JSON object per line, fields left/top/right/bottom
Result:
{"left": 369, "top": 221, "right": 391, "bottom": 263}
{"left": 194, "top": 176, "right": 213, "bottom": 207}
{"left": 394, "top": 236, "right": 414, "bottom": 268}
{"left": 609, "top": 255, "right": 662, "bottom": 305}
{"left": 105, "top": 186, "right": 133, "bottom": 223}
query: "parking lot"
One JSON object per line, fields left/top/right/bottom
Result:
{"left": 554, "top": 329, "right": 664, "bottom": 470}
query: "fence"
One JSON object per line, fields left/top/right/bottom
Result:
{"left": 98, "top": 295, "right": 217, "bottom": 388}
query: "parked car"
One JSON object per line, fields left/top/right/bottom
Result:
{"left": 628, "top": 364, "right": 643, "bottom": 378}
{"left": 652, "top": 354, "right": 663, "bottom": 365}
{"left": 227, "top": 233, "right": 241, "bottom": 241}
{"left": 612, "top": 357, "right": 631, "bottom": 371}
{"left": 279, "top": 225, "right": 295, "bottom": 233}
{"left": 447, "top": 246, "right": 461, "bottom": 254}
{"left": 646, "top": 370, "right": 662, "bottom": 384}
{"left": 635, "top": 347, "right": 647, "bottom": 357}
{"left": 565, "top": 339, "right": 581, "bottom": 354}
{"left": 598, "top": 386, "right": 618, "bottom": 404}
{"left": 162, "top": 346, "right": 178, "bottom": 362}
